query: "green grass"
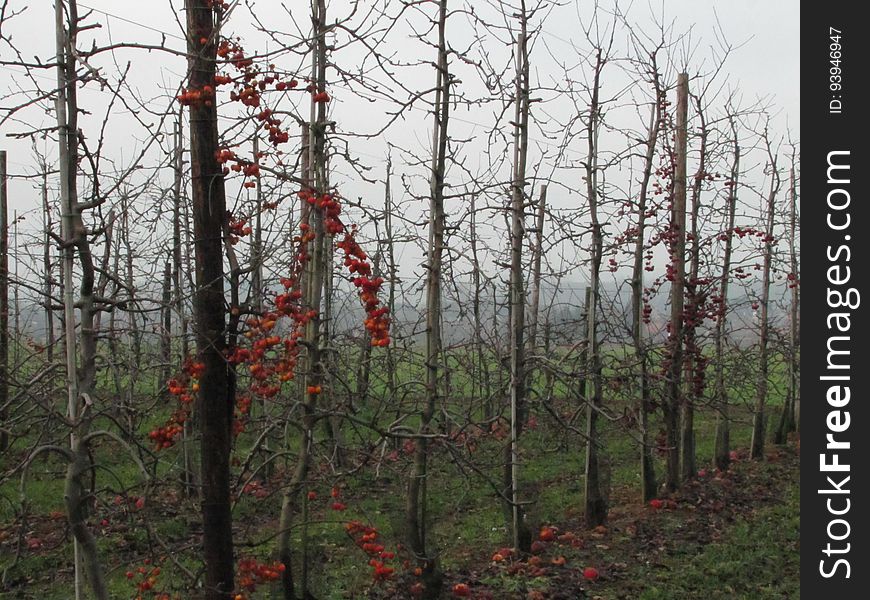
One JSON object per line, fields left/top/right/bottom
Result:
{"left": 0, "top": 341, "right": 796, "bottom": 599}
{"left": 639, "top": 475, "right": 799, "bottom": 599}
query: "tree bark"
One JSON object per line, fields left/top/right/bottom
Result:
{"left": 407, "top": 2, "right": 448, "bottom": 595}
{"left": 278, "top": 2, "right": 330, "bottom": 597}
{"left": 750, "top": 133, "right": 781, "bottom": 459}
{"left": 524, "top": 184, "right": 547, "bottom": 427}
{"left": 505, "top": 19, "right": 533, "bottom": 550}
{"left": 631, "top": 89, "right": 662, "bottom": 503}
{"left": 713, "top": 124, "right": 739, "bottom": 472}
{"left": 184, "top": 1, "right": 235, "bottom": 597}
{"left": 56, "top": 1, "right": 108, "bottom": 596}
{"left": 173, "top": 110, "right": 198, "bottom": 495}
{"left": 681, "top": 97, "right": 707, "bottom": 482}
{"left": 583, "top": 50, "right": 607, "bottom": 527}
{"left": 42, "top": 169, "right": 55, "bottom": 363}
{"left": 160, "top": 260, "right": 172, "bottom": 398}
{"left": 775, "top": 163, "right": 799, "bottom": 442}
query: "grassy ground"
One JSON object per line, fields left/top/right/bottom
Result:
{"left": 637, "top": 479, "right": 800, "bottom": 600}
{"left": 0, "top": 342, "right": 797, "bottom": 598}
{"left": 0, "top": 401, "right": 799, "bottom": 599}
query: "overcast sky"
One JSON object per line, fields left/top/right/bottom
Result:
{"left": 0, "top": 0, "right": 799, "bottom": 300}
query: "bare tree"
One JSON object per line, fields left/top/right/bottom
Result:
{"left": 774, "top": 153, "right": 799, "bottom": 442}
{"left": 749, "top": 124, "right": 781, "bottom": 459}
{"left": 505, "top": 1, "right": 533, "bottom": 549}
{"left": 713, "top": 115, "right": 740, "bottom": 471}
{"left": 624, "top": 33, "right": 666, "bottom": 502}
{"left": 406, "top": 1, "right": 449, "bottom": 595}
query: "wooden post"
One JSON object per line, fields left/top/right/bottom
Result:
{"left": 11, "top": 211, "right": 19, "bottom": 372}
{"left": 664, "top": 72, "right": 688, "bottom": 492}
{"left": 277, "top": 1, "right": 333, "bottom": 596}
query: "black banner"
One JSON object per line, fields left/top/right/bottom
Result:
{"left": 802, "top": 4, "right": 869, "bottom": 596}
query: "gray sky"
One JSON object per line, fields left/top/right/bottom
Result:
{"left": 0, "top": 0, "right": 799, "bottom": 309}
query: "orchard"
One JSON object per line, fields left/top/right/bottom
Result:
{"left": 0, "top": 0, "right": 798, "bottom": 599}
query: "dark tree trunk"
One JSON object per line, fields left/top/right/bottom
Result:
{"left": 583, "top": 51, "right": 608, "bottom": 528}
{"left": 185, "top": 1, "right": 235, "bottom": 597}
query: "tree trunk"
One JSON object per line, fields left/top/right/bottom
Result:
{"left": 42, "top": 170, "right": 55, "bottom": 363}
{"left": 631, "top": 90, "right": 662, "bottom": 503}
{"left": 55, "top": 1, "right": 109, "bottom": 596}
{"left": 171, "top": 111, "right": 198, "bottom": 495}
{"left": 681, "top": 98, "right": 707, "bottom": 483}
{"left": 526, "top": 185, "right": 547, "bottom": 379}
{"left": 278, "top": 2, "right": 330, "bottom": 597}
{"left": 160, "top": 261, "right": 172, "bottom": 397}
{"left": 775, "top": 164, "right": 799, "bottom": 442}
{"left": 750, "top": 135, "right": 781, "bottom": 459}
{"left": 407, "top": 2, "right": 448, "bottom": 595}
{"left": 713, "top": 125, "right": 739, "bottom": 472}
{"left": 505, "top": 20, "right": 532, "bottom": 550}
{"left": 184, "top": 1, "right": 235, "bottom": 597}
{"left": 583, "top": 51, "right": 607, "bottom": 527}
